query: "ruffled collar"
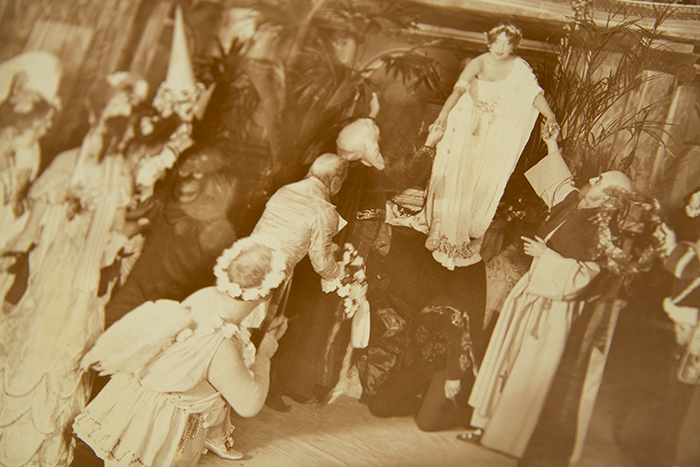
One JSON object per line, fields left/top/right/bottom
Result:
{"left": 186, "top": 295, "right": 256, "bottom": 370}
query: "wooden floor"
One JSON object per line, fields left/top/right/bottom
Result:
{"left": 198, "top": 381, "right": 637, "bottom": 467}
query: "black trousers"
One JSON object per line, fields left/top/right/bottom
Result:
{"left": 369, "top": 367, "right": 474, "bottom": 432}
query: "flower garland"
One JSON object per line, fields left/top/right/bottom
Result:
{"left": 322, "top": 243, "right": 368, "bottom": 318}
{"left": 214, "top": 235, "right": 287, "bottom": 301}
{"left": 593, "top": 188, "right": 663, "bottom": 281}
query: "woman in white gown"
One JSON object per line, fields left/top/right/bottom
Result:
{"left": 0, "top": 51, "right": 62, "bottom": 302}
{"left": 424, "top": 23, "right": 557, "bottom": 270}
{"left": 0, "top": 73, "right": 148, "bottom": 467}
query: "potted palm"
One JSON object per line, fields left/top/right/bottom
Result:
{"left": 196, "top": 0, "right": 445, "bottom": 190}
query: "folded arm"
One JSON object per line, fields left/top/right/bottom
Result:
{"left": 526, "top": 247, "right": 601, "bottom": 300}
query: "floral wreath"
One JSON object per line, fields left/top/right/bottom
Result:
{"left": 593, "top": 187, "right": 663, "bottom": 282}
{"left": 152, "top": 81, "right": 205, "bottom": 122}
{"left": 214, "top": 235, "right": 287, "bottom": 301}
{"left": 322, "top": 243, "right": 368, "bottom": 318}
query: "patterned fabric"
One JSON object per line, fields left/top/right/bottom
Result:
{"left": 402, "top": 297, "right": 474, "bottom": 381}
{"left": 663, "top": 241, "right": 700, "bottom": 384}
{"left": 0, "top": 149, "right": 132, "bottom": 467}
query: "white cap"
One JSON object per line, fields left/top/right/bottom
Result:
{"left": 0, "top": 50, "right": 62, "bottom": 110}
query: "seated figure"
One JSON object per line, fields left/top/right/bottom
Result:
{"left": 104, "top": 144, "right": 240, "bottom": 328}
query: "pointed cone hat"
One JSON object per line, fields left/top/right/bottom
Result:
{"left": 164, "top": 6, "right": 196, "bottom": 93}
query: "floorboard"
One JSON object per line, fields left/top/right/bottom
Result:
{"left": 198, "top": 388, "right": 634, "bottom": 467}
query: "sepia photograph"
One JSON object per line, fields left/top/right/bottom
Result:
{"left": 0, "top": 0, "right": 699, "bottom": 466}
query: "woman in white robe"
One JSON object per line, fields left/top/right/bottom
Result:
{"left": 424, "top": 23, "right": 557, "bottom": 270}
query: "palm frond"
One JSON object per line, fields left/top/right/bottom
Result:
{"left": 376, "top": 50, "right": 445, "bottom": 93}
{"left": 535, "top": 4, "right": 673, "bottom": 184}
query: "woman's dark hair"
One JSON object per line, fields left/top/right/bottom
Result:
{"left": 129, "top": 103, "right": 181, "bottom": 147}
{"left": 85, "top": 75, "right": 144, "bottom": 161}
{"left": 486, "top": 22, "right": 523, "bottom": 49}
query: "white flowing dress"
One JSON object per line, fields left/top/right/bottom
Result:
{"left": 73, "top": 288, "right": 260, "bottom": 467}
{"left": 0, "top": 148, "right": 131, "bottom": 467}
{"left": 468, "top": 151, "right": 601, "bottom": 458}
{"left": 424, "top": 57, "right": 543, "bottom": 270}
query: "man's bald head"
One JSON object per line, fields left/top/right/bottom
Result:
{"left": 580, "top": 170, "right": 633, "bottom": 208}
{"left": 307, "top": 153, "right": 349, "bottom": 196}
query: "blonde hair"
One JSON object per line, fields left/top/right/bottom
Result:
{"left": 225, "top": 243, "right": 274, "bottom": 291}
{"left": 214, "top": 235, "right": 287, "bottom": 301}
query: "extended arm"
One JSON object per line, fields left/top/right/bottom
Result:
{"left": 525, "top": 125, "right": 576, "bottom": 208}
{"left": 430, "top": 56, "right": 484, "bottom": 132}
{"left": 533, "top": 92, "right": 557, "bottom": 123}
{"left": 308, "top": 212, "right": 341, "bottom": 280}
{"left": 208, "top": 332, "right": 279, "bottom": 418}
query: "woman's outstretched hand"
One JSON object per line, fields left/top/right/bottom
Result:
{"left": 427, "top": 116, "right": 447, "bottom": 147}
{"left": 428, "top": 116, "right": 447, "bottom": 135}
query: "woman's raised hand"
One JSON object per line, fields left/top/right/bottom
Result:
{"left": 522, "top": 236, "right": 547, "bottom": 258}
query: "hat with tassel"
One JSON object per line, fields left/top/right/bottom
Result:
{"left": 152, "top": 5, "right": 206, "bottom": 122}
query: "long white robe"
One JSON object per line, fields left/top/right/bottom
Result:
{"left": 468, "top": 149, "right": 601, "bottom": 457}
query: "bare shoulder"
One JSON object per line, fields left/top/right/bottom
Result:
{"left": 514, "top": 55, "right": 534, "bottom": 70}
{"left": 460, "top": 54, "right": 485, "bottom": 76}
{"left": 472, "top": 53, "right": 489, "bottom": 67}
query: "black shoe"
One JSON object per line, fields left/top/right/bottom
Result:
{"left": 265, "top": 393, "right": 291, "bottom": 412}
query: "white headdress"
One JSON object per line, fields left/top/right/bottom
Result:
{"left": 0, "top": 50, "right": 62, "bottom": 111}
{"left": 214, "top": 235, "right": 287, "bottom": 301}
{"left": 336, "top": 93, "right": 385, "bottom": 170}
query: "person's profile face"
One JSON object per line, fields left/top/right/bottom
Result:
{"left": 580, "top": 175, "right": 607, "bottom": 208}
